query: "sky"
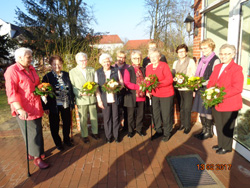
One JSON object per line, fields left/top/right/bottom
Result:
{"left": 0, "top": 0, "right": 150, "bottom": 42}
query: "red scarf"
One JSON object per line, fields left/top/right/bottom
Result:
{"left": 132, "top": 64, "right": 145, "bottom": 98}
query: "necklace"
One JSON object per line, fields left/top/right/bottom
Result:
{"left": 23, "top": 69, "right": 35, "bottom": 83}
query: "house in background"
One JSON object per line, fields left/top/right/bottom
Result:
{"left": 124, "top": 39, "right": 151, "bottom": 51}
{"left": 192, "top": 0, "right": 250, "bottom": 162}
{"left": 92, "top": 34, "right": 124, "bottom": 53}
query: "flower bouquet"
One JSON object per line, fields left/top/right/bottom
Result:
{"left": 34, "top": 83, "right": 54, "bottom": 104}
{"left": 102, "top": 78, "right": 122, "bottom": 93}
{"left": 81, "top": 81, "right": 98, "bottom": 96}
{"left": 173, "top": 73, "right": 188, "bottom": 88}
{"left": 140, "top": 74, "right": 159, "bottom": 92}
{"left": 186, "top": 76, "right": 205, "bottom": 91}
{"left": 201, "top": 86, "right": 226, "bottom": 109}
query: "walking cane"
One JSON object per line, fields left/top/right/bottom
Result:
{"left": 25, "top": 119, "right": 31, "bottom": 177}
{"left": 70, "top": 110, "right": 73, "bottom": 141}
{"left": 149, "top": 98, "right": 153, "bottom": 140}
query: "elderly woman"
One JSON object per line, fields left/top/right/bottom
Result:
{"left": 192, "top": 38, "right": 220, "bottom": 140}
{"left": 69, "top": 52, "right": 99, "bottom": 144}
{"left": 123, "top": 50, "right": 146, "bottom": 138}
{"left": 146, "top": 49, "right": 174, "bottom": 142}
{"left": 4, "top": 47, "right": 49, "bottom": 169}
{"left": 95, "top": 53, "right": 124, "bottom": 143}
{"left": 172, "top": 44, "right": 196, "bottom": 134}
{"left": 42, "top": 55, "right": 74, "bottom": 150}
{"left": 207, "top": 44, "right": 243, "bottom": 154}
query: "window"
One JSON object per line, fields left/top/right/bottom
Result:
{"left": 204, "top": 2, "right": 229, "bottom": 55}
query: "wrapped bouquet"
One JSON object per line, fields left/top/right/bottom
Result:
{"left": 173, "top": 73, "right": 188, "bottom": 88}
{"left": 186, "top": 76, "right": 205, "bottom": 91}
{"left": 34, "top": 83, "right": 54, "bottom": 103}
{"left": 81, "top": 81, "right": 98, "bottom": 96}
{"left": 140, "top": 74, "right": 159, "bottom": 92}
{"left": 102, "top": 78, "right": 122, "bottom": 93}
{"left": 201, "top": 86, "right": 226, "bottom": 109}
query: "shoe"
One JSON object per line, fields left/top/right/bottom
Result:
{"left": 33, "top": 157, "right": 49, "bottom": 169}
{"left": 136, "top": 131, "right": 146, "bottom": 137}
{"left": 91, "top": 134, "right": 100, "bottom": 140}
{"left": 106, "top": 138, "right": 112, "bottom": 143}
{"left": 162, "top": 136, "right": 170, "bottom": 142}
{"left": 64, "top": 141, "right": 74, "bottom": 147}
{"left": 128, "top": 132, "right": 134, "bottom": 138}
{"left": 56, "top": 145, "right": 64, "bottom": 151}
{"left": 115, "top": 138, "right": 120, "bottom": 143}
{"left": 83, "top": 137, "right": 90, "bottom": 144}
{"left": 151, "top": 132, "right": 163, "bottom": 140}
{"left": 29, "top": 154, "right": 45, "bottom": 160}
{"left": 216, "top": 148, "right": 232, "bottom": 154}
{"left": 178, "top": 125, "right": 184, "bottom": 131}
{"left": 212, "top": 145, "right": 220, "bottom": 150}
{"left": 184, "top": 128, "right": 191, "bottom": 134}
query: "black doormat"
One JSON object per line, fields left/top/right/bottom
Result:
{"left": 166, "top": 154, "right": 225, "bottom": 188}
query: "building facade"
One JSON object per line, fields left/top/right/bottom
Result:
{"left": 193, "top": 0, "right": 250, "bottom": 161}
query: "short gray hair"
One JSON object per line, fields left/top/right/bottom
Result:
{"left": 15, "top": 47, "right": 32, "bottom": 62}
{"left": 131, "top": 50, "right": 142, "bottom": 60}
{"left": 75, "top": 52, "right": 88, "bottom": 62}
{"left": 99, "top": 53, "right": 112, "bottom": 64}
{"left": 148, "top": 48, "right": 161, "bottom": 58}
{"left": 219, "top": 44, "right": 236, "bottom": 55}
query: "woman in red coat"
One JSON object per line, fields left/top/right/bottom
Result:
{"left": 146, "top": 49, "right": 174, "bottom": 142}
{"left": 207, "top": 44, "right": 244, "bottom": 154}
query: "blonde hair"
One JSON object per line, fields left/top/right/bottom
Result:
{"left": 199, "top": 38, "right": 216, "bottom": 51}
{"left": 116, "top": 50, "right": 126, "bottom": 57}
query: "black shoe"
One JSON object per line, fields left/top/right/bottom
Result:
{"left": 64, "top": 141, "right": 74, "bottom": 147}
{"left": 151, "top": 132, "right": 163, "bottom": 140}
{"left": 178, "top": 125, "right": 184, "bottom": 131}
{"left": 91, "top": 134, "right": 100, "bottom": 140}
{"left": 184, "top": 128, "right": 191, "bottom": 134}
{"left": 106, "top": 138, "right": 112, "bottom": 143}
{"left": 128, "top": 132, "right": 134, "bottom": 138}
{"left": 115, "top": 138, "right": 120, "bottom": 143}
{"left": 136, "top": 131, "right": 146, "bottom": 137}
{"left": 56, "top": 145, "right": 64, "bottom": 151}
{"left": 83, "top": 137, "right": 90, "bottom": 144}
{"left": 216, "top": 148, "right": 232, "bottom": 154}
{"left": 161, "top": 136, "right": 170, "bottom": 142}
{"left": 212, "top": 145, "right": 220, "bottom": 150}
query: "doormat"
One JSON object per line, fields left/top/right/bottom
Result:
{"left": 166, "top": 154, "right": 224, "bottom": 188}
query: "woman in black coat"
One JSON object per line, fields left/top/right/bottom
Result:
{"left": 42, "top": 55, "right": 74, "bottom": 150}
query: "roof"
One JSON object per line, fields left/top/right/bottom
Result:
{"left": 124, "top": 39, "right": 152, "bottom": 50}
{"left": 98, "top": 35, "right": 123, "bottom": 44}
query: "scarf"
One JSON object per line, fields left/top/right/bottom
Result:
{"left": 132, "top": 64, "right": 145, "bottom": 98}
{"left": 195, "top": 52, "right": 215, "bottom": 77}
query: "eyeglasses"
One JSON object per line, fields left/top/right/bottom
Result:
{"left": 177, "top": 50, "right": 186, "bottom": 54}
{"left": 219, "top": 53, "right": 232, "bottom": 56}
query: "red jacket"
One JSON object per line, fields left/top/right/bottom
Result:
{"left": 207, "top": 60, "right": 243, "bottom": 111}
{"left": 146, "top": 61, "right": 174, "bottom": 98}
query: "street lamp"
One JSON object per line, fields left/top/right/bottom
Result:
{"left": 184, "top": 13, "right": 198, "bottom": 37}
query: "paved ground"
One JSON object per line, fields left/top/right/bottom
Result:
{"left": 0, "top": 118, "right": 250, "bottom": 188}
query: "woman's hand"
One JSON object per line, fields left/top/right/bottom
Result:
{"left": 146, "top": 92, "right": 152, "bottom": 98}
{"left": 80, "top": 93, "right": 87, "bottom": 96}
{"left": 17, "top": 108, "right": 28, "bottom": 119}
{"left": 98, "top": 101, "right": 105, "bottom": 109}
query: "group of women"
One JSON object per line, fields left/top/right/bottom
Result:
{"left": 4, "top": 39, "right": 243, "bottom": 169}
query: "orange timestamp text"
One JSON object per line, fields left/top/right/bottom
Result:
{"left": 197, "top": 164, "right": 232, "bottom": 170}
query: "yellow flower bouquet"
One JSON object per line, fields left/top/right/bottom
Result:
{"left": 102, "top": 78, "right": 122, "bottom": 93}
{"left": 81, "top": 81, "right": 98, "bottom": 96}
{"left": 201, "top": 86, "right": 226, "bottom": 109}
{"left": 186, "top": 76, "right": 205, "bottom": 91}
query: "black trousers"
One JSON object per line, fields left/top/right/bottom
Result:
{"left": 127, "top": 102, "right": 145, "bottom": 133}
{"left": 102, "top": 103, "right": 119, "bottom": 139}
{"left": 118, "top": 104, "right": 128, "bottom": 130}
{"left": 212, "top": 108, "right": 238, "bottom": 150}
{"left": 176, "top": 90, "right": 193, "bottom": 129}
{"left": 152, "top": 95, "right": 174, "bottom": 137}
{"left": 49, "top": 106, "right": 71, "bottom": 147}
